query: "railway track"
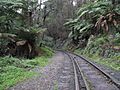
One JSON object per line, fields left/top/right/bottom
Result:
{"left": 63, "top": 51, "right": 120, "bottom": 90}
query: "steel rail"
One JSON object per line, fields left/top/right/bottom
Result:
{"left": 71, "top": 55, "right": 80, "bottom": 90}
{"left": 69, "top": 51, "right": 120, "bottom": 89}
{"left": 74, "top": 57, "right": 90, "bottom": 90}
{"left": 63, "top": 51, "right": 90, "bottom": 90}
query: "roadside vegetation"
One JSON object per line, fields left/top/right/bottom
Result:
{"left": 0, "top": 0, "right": 54, "bottom": 89}
{"left": 0, "top": 46, "right": 54, "bottom": 90}
{"left": 65, "top": 0, "right": 120, "bottom": 71}
{"left": 74, "top": 34, "right": 120, "bottom": 71}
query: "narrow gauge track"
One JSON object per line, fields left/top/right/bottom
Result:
{"left": 64, "top": 52, "right": 89, "bottom": 90}
{"left": 62, "top": 51, "right": 120, "bottom": 90}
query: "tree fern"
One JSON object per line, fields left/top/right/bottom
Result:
{"left": 65, "top": 0, "right": 120, "bottom": 47}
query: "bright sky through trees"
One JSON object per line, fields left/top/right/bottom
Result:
{"left": 38, "top": 0, "right": 48, "bottom": 4}
{"left": 38, "top": 0, "right": 48, "bottom": 8}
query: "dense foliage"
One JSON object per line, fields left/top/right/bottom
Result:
{"left": 65, "top": 0, "right": 120, "bottom": 70}
{"left": 0, "top": 0, "right": 47, "bottom": 58}
{"left": 65, "top": 0, "right": 120, "bottom": 48}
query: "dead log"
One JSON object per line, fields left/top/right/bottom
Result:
{"left": 0, "top": 33, "right": 17, "bottom": 42}
{"left": 0, "top": 33, "right": 38, "bottom": 58}
{"left": 7, "top": 40, "right": 38, "bottom": 59}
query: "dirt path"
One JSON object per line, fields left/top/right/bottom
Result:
{"left": 8, "top": 51, "right": 75, "bottom": 90}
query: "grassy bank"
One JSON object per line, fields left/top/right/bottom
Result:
{"left": 74, "top": 35, "right": 120, "bottom": 71}
{"left": 75, "top": 50, "right": 120, "bottom": 71}
{"left": 0, "top": 46, "right": 54, "bottom": 90}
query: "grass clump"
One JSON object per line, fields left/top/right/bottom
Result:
{"left": 0, "top": 56, "right": 35, "bottom": 90}
{"left": 24, "top": 46, "right": 54, "bottom": 67}
{"left": 40, "top": 46, "right": 54, "bottom": 57}
{"left": 0, "top": 66, "right": 34, "bottom": 90}
{"left": 24, "top": 56, "right": 49, "bottom": 67}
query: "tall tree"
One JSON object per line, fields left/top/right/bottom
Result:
{"left": 41, "top": 0, "right": 76, "bottom": 44}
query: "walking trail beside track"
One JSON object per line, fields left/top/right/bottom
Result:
{"left": 9, "top": 51, "right": 74, "bottom": 90}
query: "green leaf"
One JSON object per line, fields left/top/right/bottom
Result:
{"left": 79, "top": 24, "right": 91, "bottom": 33}
{"left": 68, "top": 31, "right": 73, "bottom": 37}
{"left": 78, "top": 10, "right": 89, "bottom": 18}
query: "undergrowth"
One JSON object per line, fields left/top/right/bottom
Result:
{"left": 75, "top": 34, "right": 120, "bottom": 71}
{"left": 0, "top": 46, "right": 54, "bottom": 90}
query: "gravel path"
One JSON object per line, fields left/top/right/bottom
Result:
{"left": 8, "top": 51, "right": 75, "bottom": 90}
{"left": 8, "top": 51, "right": 120, "bottom": 90}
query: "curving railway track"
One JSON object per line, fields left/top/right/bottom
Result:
{"left": 62, "top": 51, "right": 120, "bottom": 90}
